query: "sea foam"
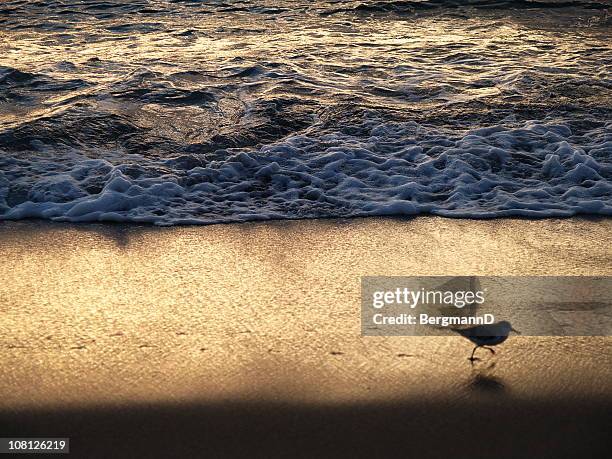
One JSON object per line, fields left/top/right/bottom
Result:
{"left": 1, "top": 119, "right": 610, "bottom": 225}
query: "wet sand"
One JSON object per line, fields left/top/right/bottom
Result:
{"left": 0, "top": 217, "right": 611, "bottom": 458}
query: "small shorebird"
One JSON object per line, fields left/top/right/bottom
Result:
{"left": 453, "top": 321, "right": 520, "bottom": 362}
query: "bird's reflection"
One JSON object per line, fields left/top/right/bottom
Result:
{"left": 467, "top": 362, "right": 508, "bottom": 395}
{"left": 469, "top": 375, "right": 506, "bottom": 394}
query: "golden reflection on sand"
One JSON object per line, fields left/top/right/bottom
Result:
{"left": 0, "top": 217, "right": 611, "bottom": 409}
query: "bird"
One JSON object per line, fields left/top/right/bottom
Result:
{"left": 453, "top": 320, "right": 520, "bottom": 363}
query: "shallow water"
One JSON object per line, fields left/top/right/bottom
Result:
{"left": 0, "top": 0, "right": 611, "bottom": 224}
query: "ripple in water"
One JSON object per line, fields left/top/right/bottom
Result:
{"left": 0, "top": 0, "right": 610, "bottom": 224}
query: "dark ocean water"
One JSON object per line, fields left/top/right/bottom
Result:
{"left": 0, "top": 0, "right": 610, "bottom": 224}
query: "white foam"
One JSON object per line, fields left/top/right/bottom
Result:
{"left": 1, "top": 119, "right": 610, "bottom": 225}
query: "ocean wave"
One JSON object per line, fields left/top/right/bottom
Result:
{"left": 322, "top": 0, "right": 611, "bottom": 15}
{"left": 1, "top": 1, "right": 609, "bottom": 28}
{"left": 1, "top": 0, "right": 610, "bottom": 225}
{"left": 1, "top": 119, "right": 610, "bottom": 225}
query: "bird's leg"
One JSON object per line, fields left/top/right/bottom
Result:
{"left": 468, "top": 345, "right": 481, "bottom": 362}
{"left": 484, "top": 346, "right": 496, "bottom": 355}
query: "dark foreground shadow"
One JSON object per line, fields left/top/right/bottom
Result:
{"left": 1, "top": 397, "right": 609, "bottom": 459}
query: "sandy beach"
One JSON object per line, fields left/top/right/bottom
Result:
{"left": 0, "top": 217, "right": 610, "bottom": 457}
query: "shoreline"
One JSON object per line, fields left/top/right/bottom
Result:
{"left": 1, "top": 212, "right": 610, "bottom": 228}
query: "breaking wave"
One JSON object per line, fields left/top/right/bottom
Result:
{"left": 1, "top": 118, "right": 610, "bottom": 224}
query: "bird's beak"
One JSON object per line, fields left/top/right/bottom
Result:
{"left": 511, "top": 327, "right": 521, "bottom": 335}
